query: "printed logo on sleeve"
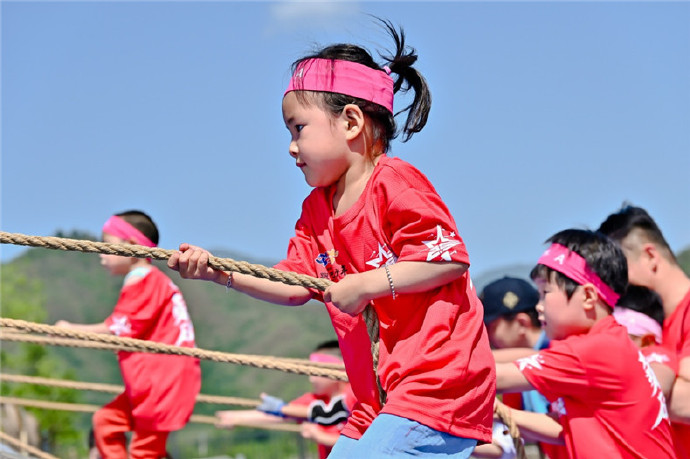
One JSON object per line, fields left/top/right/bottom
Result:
{"left": 108, "top": 315, "right": 132, "bottom": 336}
{"left": 172, "top": 292, "right": 195, "bottom": 347}
{"left": 422, "top": 225, "right": 461, "bottom": 261}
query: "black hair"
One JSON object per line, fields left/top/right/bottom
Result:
{"left": 115, "top": 210, "right": 159, "bottom": 245}
{"left": 530, "top": 229, "right": 628, "bottom": 302}
{"left": 617, "top": 285, "right": 664, "bottom": 326}
{"left": 597, "top": 203, "right": 677, "bottom": 264}
{"left": 290, "top": 17, "right": 431, "bottom": 154}
{"left": 313, "top": 339, "right": 340, "bottom": 353}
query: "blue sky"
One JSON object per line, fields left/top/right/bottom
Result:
{"left": 2, "top": 1, "right": 689, "bottom": 281}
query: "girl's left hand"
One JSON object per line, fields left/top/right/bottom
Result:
{"left": 323, "top": 274, "right": 371, "bottom": 316}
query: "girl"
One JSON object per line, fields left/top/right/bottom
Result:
{"left": 169, "top": 20, "right": 495, "bottom": 457}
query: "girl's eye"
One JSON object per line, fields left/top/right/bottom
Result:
{"left": 295, "top": 125, "right": 304, "bottom": 132}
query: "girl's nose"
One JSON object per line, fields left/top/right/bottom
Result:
{"left": 289, "top": 140, "right": 298, "bottom": 158}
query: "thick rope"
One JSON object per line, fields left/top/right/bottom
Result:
{"left": 0, "top": 430, "right": 58, "bottom": 459}
{"left": 0, "top": 231, "right": 384, "bottom": 401}
{"left": 0, "top": 319, "right": 347, "bottom": 381}
{"left": 0, "top": 396, "right": 301, "bottom": 432}
{"left": 494, "top": 398, "right": 527, "bottom": 459}
{"left": 0, "top": 373, "right": 261, "bottom": 407}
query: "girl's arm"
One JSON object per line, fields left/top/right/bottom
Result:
{"left": 54, "top": 320, "right": 110, "bottom": 334}
{"left": 168, "top": 244, "right": 312, "bottom": 306}
{"left": 324, "top": 260, "right": 468, "bottom": 315}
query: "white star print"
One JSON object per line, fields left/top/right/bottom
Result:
{"left": 516, "top": 354, "right": 545, "bottom": 371}
{"left": 108, "top": 315, "right": 131, "bottom": 336}
{"left": 366, "top": 243, "right": 396, "bottom": 269}
{"left": 422, "top": 225, "right": 461, "bottom": 261}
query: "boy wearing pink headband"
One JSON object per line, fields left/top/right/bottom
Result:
{"left": 495, "top": 229, "right": 675, "bottom": 458}
{"left": 56, "top": 210, "right": 200, "bottom": 458}
{"left": 169, "top": 19, "right": 494, "bottom": 458}
{"left": 599, "top": 205, "right": 690, "bottom": 459}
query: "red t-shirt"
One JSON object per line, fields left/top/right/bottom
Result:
{"left": 275, "top": 155, "right": 495, "bottom": 443}
{"left": 642, "top": 344, "right": 679, "bottom": 375}
{"left": 516, "top": 316, "right": 675, "bottom": 458}
{"left": 291, "top": 387, "right": 355, "bottom": 459}
{"left": 105, "top": 265, "right": 201, "bottom": 431}
{"left": 662, "top": 288, "right": 690, "bottom": 459}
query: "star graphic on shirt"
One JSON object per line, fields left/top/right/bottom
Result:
{"left": 645, "top": 352, "right": 670, "bottom": 364}
{"left": 108, "top": 315, "right": 131, "bottom": 336}
{"left": 422, "top": 225, "right": 460, "bottom": 261}
{"left": 366, "top": 243, "right": 396, "bottom": 269}
{"left": 516, "top": 354, "right": 545, "bottom": 371}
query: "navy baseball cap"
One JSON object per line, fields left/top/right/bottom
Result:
{"left": 480, "top": 277, "right": 539, "bottom": 324}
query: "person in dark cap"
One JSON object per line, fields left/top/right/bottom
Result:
{"left": 481, "top": 277, "right": 569, "bottom": 459}
{"left": 482, "top": 277, "right": 545, "bottom": 351}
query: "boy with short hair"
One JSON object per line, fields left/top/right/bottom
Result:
{"left": 598, "top": 205, "right": 690, "bottom": 458}
{"left": 495, "top": 229, "right": 675, "bottom": 458}
{"left": 481, "top": 277, "right": 568, "bottom": 459}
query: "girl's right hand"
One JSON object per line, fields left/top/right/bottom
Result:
{"left": 168, "top": 243, "right": 222, "bottom": 283}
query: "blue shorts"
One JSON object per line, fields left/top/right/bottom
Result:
{"left": 328, "top": 413, "right": 478, "bottom": 458}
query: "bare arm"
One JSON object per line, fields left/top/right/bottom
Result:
{"left": 669, "top": 357, "right": 690, "bottom": 424}
{"left": 324, "top": 260, "right": 468, "bottom": 315}
{"left": 505, "top": 407, "right": 565, "bottom": 445}
{"left": 496, "top": 362, "right": 535, "bottom": 394}
{"left": 54, "top": 320, "right": 111, "bottom": 334}
{"left": 301, "top": 423, "right": 340, "bottom": 447}
{"left": 168, "top": 244, "right": 312, "bottom": 306}
{"left": 215, "top": 410, "right": 286, "bottom": 429}
{"left": 493, "top": 348, "right": 538, "bottom": 363}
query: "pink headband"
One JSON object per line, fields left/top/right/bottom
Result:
{"left": 102, "top": 216, "right": 156, "bottom": 248}
{"left": 537, "top": 243, "right": 620, "bottom": 307}
{"left": 613, "top": 307, "right": 662, "bottom": 344}
{"left": 309, "top": 352, "right": 343, "bottom": 365}
{"left": 284, "top": 58, "right": 394, "bottom": 114}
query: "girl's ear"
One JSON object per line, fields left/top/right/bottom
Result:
{"left": 341, "top": 104, "right": 365, "bottom": 140}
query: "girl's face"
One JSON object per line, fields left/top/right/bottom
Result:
{"left": 99, "top": 233, "right": 135, "bottom": 276}
{"left": 534, "top": 274, "right": 589, "bottom": 341}
{"left": 282, "top": 92, "right": 351, "bottom": 188}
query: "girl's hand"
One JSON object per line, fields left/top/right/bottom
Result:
{"left": 323, "top": 273, "right": 372, "bottom": 316}
{"left": 167, "top": 243, "right": 222, "bottom": 283}
{"left": 54, "top": 320, "right": 72, "bottom": 329}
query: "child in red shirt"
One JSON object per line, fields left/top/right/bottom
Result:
{"left": 56, "top": 210, "right": 201, "bottom": 458}
{"left": 598, "top": 205, "right": 690, "bottom": 458}
{"left": 216, "top": 340, "right": 354, "bottom": 459}
{"left": 168, "top": 19, "right": 494, "bottom": 458}
{"left": 495, "top": 229, "right": 675, "bottom": 458}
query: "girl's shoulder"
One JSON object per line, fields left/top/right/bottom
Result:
{"left": 373, "top": 155, "right": 438, "bottom": 194}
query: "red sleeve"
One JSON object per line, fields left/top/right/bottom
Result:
{"left": 382, "top": 174, "right": 469, "bottom": 265}
{"left": 643, "top": 345, "right": 679, "bottom": 375}
{"left": 290, "top": 392, "right": 317, "bottom": 407}
{"left": 515, "top": 343, "right": 588, "bottom": 402}
{"left": 105, "top": 278, "right": 158, "bottom": 338}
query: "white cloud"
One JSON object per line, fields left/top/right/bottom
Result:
{"left": 266, "top": 0, "right": 361, "bottom": 35}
